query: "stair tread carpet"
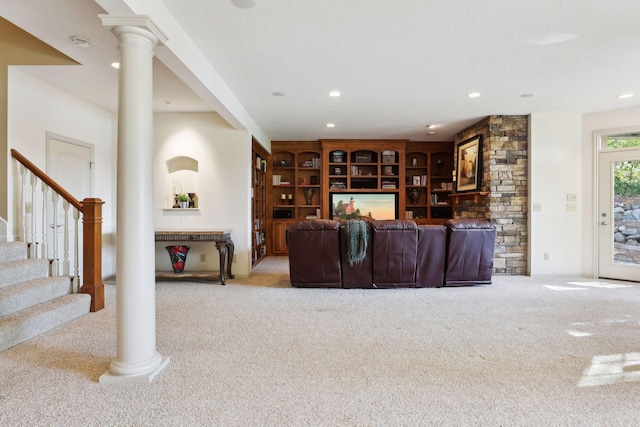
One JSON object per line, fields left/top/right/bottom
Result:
{"left": 0, "top": 258, "right": 49, "bottom": 289}
{"left": 0, "top": 241, "right": 27, "bottom": 263}
{"left": 0, "top": 276, "right": 72, "bottom": 316}
{"left": 0, "top": 293, "right": 91, "bottom": 352}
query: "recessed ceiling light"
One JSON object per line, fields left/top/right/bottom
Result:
{"left": 231, "top": 0, "right": 256, "bottom": 9}
{"left": 329, "top": 91, "right": 341, "bottom": 97}
{"left": 427, "top": 131, "right": 437, "bottom": 135}
{"left": 618, "top": 93, "right": 633, "bottom": 99}
{"left": 520, "top": 93, "right": 535, "bottom": 98}
{"left": 467, "top": 92, "right": 481, "bottom": 98}
{"left": 111, "top": 62, "right": 120, "bottom": 69}
{"left": 426, "top": 124, "right": 438, "bottom": 129}
{"left": 70, "top": 35, "right": 90, "bottom": 47}
{"left": 326, "top": 123, "right": 335, "bottom": 128}
{"left": 271, "top": 91, "right": 286, "bottom": 97}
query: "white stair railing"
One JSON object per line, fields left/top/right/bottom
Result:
{"left": 12, "top": 148, "right": 105, "bottom": 312}
{"left": 15, "top": 167, "right": 82, "bottom": 290}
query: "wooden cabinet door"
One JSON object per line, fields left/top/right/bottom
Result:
{"left": 271, "top": 221, "right": 294, "bottom": 255}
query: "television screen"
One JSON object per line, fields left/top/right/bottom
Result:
{"left": 330, "top": 192, "right": 398, "bottom": 220}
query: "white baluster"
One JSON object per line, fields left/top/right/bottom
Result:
{"left": 51, "top": 192, "right": 59, "bottom": 276}
{"left": 30, "top": 173, "right": 38, "bottom": 258}
{"left": 73, "top": 207, "right": 81, "bottom": 293}
{"left": 20, "top": 165, "right": 27, "bottom": 243}
{"left": 62, "top": 200, "right": 70, "bottom": 277}
{"left": 41, "top": 183, "right": 49, "bottom": 260}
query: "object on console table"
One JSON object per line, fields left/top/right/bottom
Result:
{"left": 155, "top": 231, "right": 234, "bottom": 285}
{"left": 166, "top": 245, "right": 190, "bottom": 273}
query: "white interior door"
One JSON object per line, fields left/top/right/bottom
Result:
{"left": 46, "top": 133, "right": 94, "bottom": 276}
{"left": 598, "top": 149, "right": 640, "bottom": 281}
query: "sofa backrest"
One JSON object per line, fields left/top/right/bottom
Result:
{"left": 286, "top": 220, "right": 342, "bottom": 288}
{"left": 371, "top": 220, "right": 418, "bottom": 288}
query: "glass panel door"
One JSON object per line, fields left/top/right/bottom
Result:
{"left": 598, "top": 149, "right": 640, "bottom": 281}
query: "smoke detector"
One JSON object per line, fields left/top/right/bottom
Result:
{"left": 71, "top": 36, "right": 91, "bottom": 48}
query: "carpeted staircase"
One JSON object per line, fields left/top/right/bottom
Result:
{"left": 0, "top": 220, "right": 91, "bottom": 352}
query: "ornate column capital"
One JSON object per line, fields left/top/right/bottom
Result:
{"left": 99, "top": 14, "right": 168, "bottom": 46}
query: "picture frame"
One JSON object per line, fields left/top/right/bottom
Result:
{"left": 455, "top": 135, "right": 483, "bottom": 193}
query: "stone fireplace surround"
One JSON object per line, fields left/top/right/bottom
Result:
{"left": 454, "top": 115, "right": 528, "bottom": 275}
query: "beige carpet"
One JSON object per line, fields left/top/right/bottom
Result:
{"left": 2, "top": 257, "right": 640, "bottom": 426}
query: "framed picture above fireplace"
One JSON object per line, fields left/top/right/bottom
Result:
{"left": 455, "top": 135, "right": 483, "bottom": 193}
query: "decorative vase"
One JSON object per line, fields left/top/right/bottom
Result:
{"left": 408, "top": 188, "right": 420, "bottom": 205}
{"left": 303, "top": 188, "right": 315, "bottom": 205}
{"left": 166, "top": 245, "right": 190, "bottom": 273}
{"left": 179, "top": 201, "right": 188, "bottom": 208}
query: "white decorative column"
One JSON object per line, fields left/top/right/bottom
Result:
{"left": 99, "top": 15, "right": 170, "bottom": 383}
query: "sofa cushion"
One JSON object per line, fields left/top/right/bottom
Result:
{"left": 372, "top": 219, "right": 418, "bottom": 231}
{"left": 444, "top": 219, "right": 495, "bottom": 230}
{"left": 287, "top": 219, "right": 341, "bottom": 232}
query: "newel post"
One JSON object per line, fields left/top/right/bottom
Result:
{"left": 81, "top": 198, "right": 105, "bottom": 312}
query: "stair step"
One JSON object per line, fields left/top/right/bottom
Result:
{"left": 0, "top": 293, "right": 91, "bottom": 352}
{"left": 0, "top": 276, "right": 71, "bottom": 316}
{"left": 0, "top": 241, "right": 27, "bottom": 263}
{"left": 0, "top": 258, "right": 49, "bottom": 289}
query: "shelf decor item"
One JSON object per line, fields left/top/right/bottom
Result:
{"left": 303, "top": 188, "right": 315, "bottom": 205}
{"left": 166, "top": 245, "right": 190, "bottom": 273}
{"left": 382, "top": 150, "right": 396, "bottom": 163}
{"left": 188, "top": 192, "right": 197, "bottom": 208}
{"left": 408, "top": 188, "right": 421, "bottom": 205}
{"left": 331, "top": 151, "right": 344, "bottom": 162}
{"left": 177, "top": 193, "right": 189, "bottom": 208}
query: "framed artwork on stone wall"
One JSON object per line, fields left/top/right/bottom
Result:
{"left": 455, "top": 135, "right": 483, "bottom": 193}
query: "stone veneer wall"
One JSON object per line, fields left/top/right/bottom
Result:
{"left": 453, "top": 115, "right": 528, "bottom": 275}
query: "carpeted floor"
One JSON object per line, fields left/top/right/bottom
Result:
{"left": 2, "top": 256, "right": 640, "bottom": 426}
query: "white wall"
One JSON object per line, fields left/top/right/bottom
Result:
{"left": 580, "top": 105, "right": 640, "bottom": 277}
{"left": 153, "top": 112, "right": 252, "bottom": 278}
{"left": 7, "top": 68, "right": 117, "bottom": 277}
{"left": 529, "top": 113, "right": 582, "bottom": 275}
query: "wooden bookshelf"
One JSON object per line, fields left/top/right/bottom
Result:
{"left": 267, "top": 140, "right": 453, "bottom": 254}
{"left": 251, "top": 139, "right": 269, "bottom": 266}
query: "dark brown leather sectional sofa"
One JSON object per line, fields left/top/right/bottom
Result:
{"left": 286, "top": 218, "right": 496, "bottom": 288}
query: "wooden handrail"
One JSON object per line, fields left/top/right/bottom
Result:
{"left": 11, "top": 149, "right": 104, "bottom": 312}
{"left": 10, "top": 149, "right": 82, "bottom": 211}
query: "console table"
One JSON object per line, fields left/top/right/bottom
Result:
{"left": 155, "top": 230, "right": 235, "bottom": 285}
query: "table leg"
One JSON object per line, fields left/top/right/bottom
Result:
{"left": 215, "top": 240, "right": 228, "bottom": 285}
{"left": 226, "top": 240, "right": 235, "bottom": 279}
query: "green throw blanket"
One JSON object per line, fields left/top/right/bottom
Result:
{"left": 344, "top": 220, "right": 368, "bottom": 266}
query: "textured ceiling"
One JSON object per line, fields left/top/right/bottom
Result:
{"left": 160, "top": 0, "right": 640, "bottom": 141}
{"left": 3, "top": 0, "right": 640, "bottom": 142}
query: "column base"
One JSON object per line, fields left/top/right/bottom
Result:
{"left": 99, "top": 355, "right": 171, "bottom": 384}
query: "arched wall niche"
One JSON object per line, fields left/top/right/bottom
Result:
{"left": 166, "top": 156, "right": 199, "bottom": 208}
